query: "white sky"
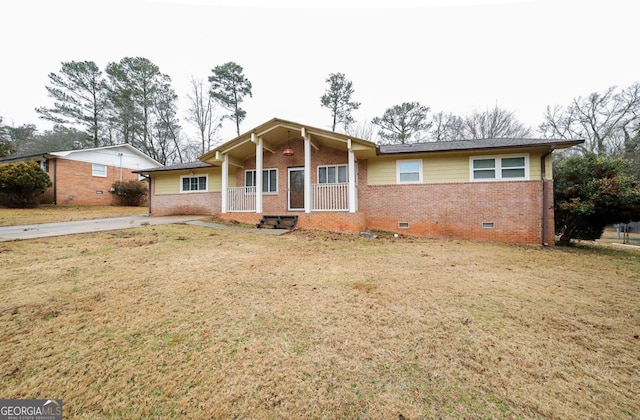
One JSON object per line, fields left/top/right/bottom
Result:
{"left": 1, "top": 0, "right": 638, "bottom": 141}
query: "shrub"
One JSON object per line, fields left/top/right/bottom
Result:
{"left": 112, "top": 179, "right": 148, "bottom": 206}
{"left": 0, "top": 161, "right": 52, "bottom": 208}
{"left": 554, "top": 153, "right": 640, "bottom": 245}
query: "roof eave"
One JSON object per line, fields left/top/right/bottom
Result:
{"left": 377, "top": 139, "right": 585, "bottom": 156}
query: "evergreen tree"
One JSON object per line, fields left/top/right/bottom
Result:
{"left": 320, "top": 73, "right": 360, "bottom": 132}
{"left": 372, "top": 102, "right": 431, "bottom": 144}
{"left": 35, "top": 61, "right": 106, "bottom": 146}
{"left": 208, "top": 62, "right": 252, "bottom": 136}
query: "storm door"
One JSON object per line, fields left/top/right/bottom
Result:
{"left": 288, "top": 167, "right": 305, "bottom": 211}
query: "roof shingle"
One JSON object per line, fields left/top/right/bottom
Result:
{"left": 378, "top": 138, "right": 583, "bottom": 154}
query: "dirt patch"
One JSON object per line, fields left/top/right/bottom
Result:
{"left": 1, "top": 225, "right": 638, "bottom": 418}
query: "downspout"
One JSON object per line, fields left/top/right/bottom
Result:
{"left": 147, "top": 175, "right": 152, "bottom": 216}
{"left": 540, "top": 147, "right": 555, "bottom": 246}
{"left": 52, "top": 158, "right": 57, "bottom": 205}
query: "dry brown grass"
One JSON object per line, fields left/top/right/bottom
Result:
{"left": 0, "top": 223, "right": 639, "bottom": 418}
{"left": 0, "top": 205, "right": 147, "bottom": 226}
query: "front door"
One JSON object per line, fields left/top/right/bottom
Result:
{"left": 288, "top": 168, "right": 305, "bottom": 211}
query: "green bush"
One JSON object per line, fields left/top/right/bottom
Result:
{"left": 112, "top": 179, "right": 148, "bottom": 206}
{"left": 554, "top": 153, "right": 640, "bottom": 245}
{"left": 0, "top": 161, "right": 52, "bottom": 208}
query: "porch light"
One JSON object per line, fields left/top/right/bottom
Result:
{"left": 283, "top": 130, "right": 294, "bottom": 156}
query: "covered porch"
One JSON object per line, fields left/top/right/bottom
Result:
{"left": 200, "top": 118, "right": 376, "bottom": 216}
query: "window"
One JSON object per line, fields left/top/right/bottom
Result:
{"left": 396, "top": 160, "right": 422, "bottom": 184}
{"left": 39, "top": 160, "right": 49, "bottom": 172}
{"left": 92, "top": 163, "right": 107, "bottom": 177}
{"left": 181, "top": 175, "right": 207, "bottom": 192}
{"left": 470, "top": 154, "right": 528, "bottom": 181}
{"left": 245, "top": 169, "right": 278, "bottom": 193}
{"left": 318, "top": 164, "right": 348, "bottom": 184}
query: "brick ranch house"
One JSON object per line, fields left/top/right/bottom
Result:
{"left": 0, "top": 144, "right": 161, "bottom": 205}
{"left": 135, "top": 118, "right": 583, "bottom": 245}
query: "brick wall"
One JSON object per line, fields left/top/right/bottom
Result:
{"left": 240, "top": 142, "right": 351, "bottom": 213}
{"left": 150, "top": 189, "right": 221, "bottom": 216}
{"left": 54, "top": 159, "right": 140, "bottom": 206}
{"left": 358, "top": 177, "right": 549, "bottom": 245}
{"left": 148, "top": 143, "right": 554, "bottom": 244}
{"left": 218, "top": 211, "right": 366, "bottom": 233}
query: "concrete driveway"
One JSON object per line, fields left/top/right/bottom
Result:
{"left": 0, "top": 215, "right": 201, "bottom": 242}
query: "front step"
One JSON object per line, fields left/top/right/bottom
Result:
{"left": 256, "top": 215, "right": 298, "bottom": 230}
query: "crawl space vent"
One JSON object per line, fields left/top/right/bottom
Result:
{"left": 398, "top": 222, "right": 410, "bottom": 229}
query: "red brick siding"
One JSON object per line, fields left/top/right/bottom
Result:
{"left": 150, "top": 189, "right": 221, "bottom": 216}
{"left": 53, "top": 159, "right": 141, "bottom": 206}
{"left": 219, "top": 211, "right": 366, "bottom": 233}
{"left": 149, "top": 144, "right": 553, "bottom": 244}
{"left": 358, "top": 180, "right": 548, "bottom": 245}
{"left": 239, "top": 142, "right": 350, "bottom": 213}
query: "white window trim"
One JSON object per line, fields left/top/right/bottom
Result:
{"left": 180, "top": 174, "right": 208, "bottom": 193}
{"left": 317, "top": 164, "right": 349, "bottom": 184}
{"left": 469, "top": 153, "right": 530, "bottom": 182}
{"left": 245, "top": 168, "right": 278, "bottom": 194}
{"left": 396, "top": 159, "right": 423, "bottom": 184}
{"left": 92, "top": 163, "right": 107, "bottom": 177}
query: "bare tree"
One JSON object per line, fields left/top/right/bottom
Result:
{"left": 186, "top": 76, "right": 221, "bottom": 155}
{"left": 539, "top": 83, "right": 640, "bottom": 156}
{"left": 429, "top": 111, "right": 465, "bottom": 141}
{"left": 345, "top": 120, "right": 375, "bottom": 141}
{"left": 461, "top": 105, "right": 532, "bottom": 139}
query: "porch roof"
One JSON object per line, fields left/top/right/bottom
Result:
{"left": 199, "top": 118, "right": 377, "bottom": 166}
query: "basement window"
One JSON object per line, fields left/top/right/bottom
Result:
{"left": 398, "top": 222, "right": 410, "bottom": 229}
{"left": 482, "top": 222, "right": 495, "bottom": 229}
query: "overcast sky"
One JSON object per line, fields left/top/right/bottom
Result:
{"left": 2, "top": 0, "right": 638, "bottom": 142}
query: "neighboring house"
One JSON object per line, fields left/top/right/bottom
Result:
{"left": 0, "top": 144, "right": 162, "bottom": 205}
{"left": 135, "top": 118, "right": 583, "bottom": 245}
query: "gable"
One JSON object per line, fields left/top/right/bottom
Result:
{"left": 52, "top": 145, "right": 161, "bottom": 170}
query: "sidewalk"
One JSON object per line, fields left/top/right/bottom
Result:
{"left": 0, "top": 215, "right": 201, "bottom": 242}
{"left": 0, "top": 215, "right": 292, "bottom": 242}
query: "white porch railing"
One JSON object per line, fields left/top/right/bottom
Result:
{"left": 312, "top": 183, "right": 350, "bottom": 211}
{"left": 226, "top": 184, "right": 352, "bottom": 212}
{"left": 227, "top": 186, "right": 256, "bottom": 212}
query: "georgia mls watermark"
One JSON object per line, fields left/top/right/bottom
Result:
{"left": 0, "top": 399, "right": 62, "bottom": 420}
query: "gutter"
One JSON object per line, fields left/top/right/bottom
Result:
{"left": 540, "top": 146, "right": 555, "bottom": 246}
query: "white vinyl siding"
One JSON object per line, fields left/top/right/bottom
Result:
{"left": 470, "top": 154, "right": 529, "bottom": 181}
{"left": 396, "top": 159, "right": 423, "bottom": 184}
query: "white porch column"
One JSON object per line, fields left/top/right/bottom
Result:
{"left": 255, "top": 135, "right": 263, "bottom": 213}
{"left": 347, "top": 139, "right": 357, "bottom": 213}
{"left": 221, "top": 153, "right": 228, "bottom": 213}
{"left": 304, "top": 133, "right": 311, "bottom": 213}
